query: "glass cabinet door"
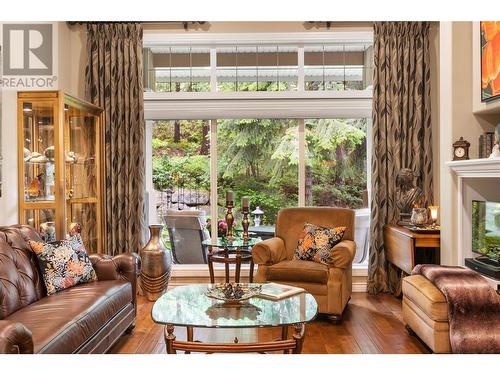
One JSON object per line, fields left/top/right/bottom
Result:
{"left": 21, "top": 100, "right": 57, "bottom": 202}
{"left": 64, "top": 102, "right": 102, "bottom": 253}
{"left": 24, "top": 208, "right": 57, "bottom": 242}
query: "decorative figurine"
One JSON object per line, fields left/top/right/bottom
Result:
{"left": 26, "top": 176, "right": 40, "bottom": 197}
{"left": 489, "top": 124, "right": 500, "bottom": 159}
{"left": 395, "top": 168, "right": 424, "bottom": 226}
{"left": 44, "top": 146, "right": 55, "bottom": 161}
{"left": 252, "top": 206, "right": 264, "bottom": 227}
{"left": 39, "top": 222, "right": 56, "bottom": 242}
{"left": 68, "top": 222, "right": 82, "bottom": 236}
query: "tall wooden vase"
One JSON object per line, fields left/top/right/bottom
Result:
{"left": 139, "top": 225, "right": 172, "bottom": 301}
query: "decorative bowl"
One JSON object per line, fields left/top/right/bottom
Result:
{"left": 205, "top": 302, "right": 262, "bottom": 320}
{"left": 205, "top": 283, "right": 262, "bottom": 303}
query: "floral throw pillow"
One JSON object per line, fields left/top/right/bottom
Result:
{"left": 293, "top": 223, "right": 346, "bottom": 265}
{"left": 29, "top": 234, "right": 97, "bottom": 295}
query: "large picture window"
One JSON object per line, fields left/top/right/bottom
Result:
{"left": 144, "top": 32, "right": 373, "bottom": 267}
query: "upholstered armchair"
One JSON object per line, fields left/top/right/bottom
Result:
{"left": 252, "top": 207, "right": 356, "bottom": 321}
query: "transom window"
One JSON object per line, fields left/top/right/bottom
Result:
{"left": 143, "top": 38, "right": 373, "bottom": 93}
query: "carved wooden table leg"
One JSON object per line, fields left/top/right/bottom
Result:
{"left": 185, "top": 326, "right": 194, "bottom": 354}
{"left": 164, "top": 324, "right": 176, "bottom": 354}
{"left": 224, "top": 247, "right": 230, "bottom": 283}
{"left": 235, "top": 247, "right": 242, "bottom": 283}
{"left": 292, "top": 323, "right": 305, "bottom": 354}
{"left": 208, "top": 246, "right": 215, "bottom": 284}
{"left": 249, "top": 259, "right": 255, "bottom": 283}
{"left": 281, "top": 325, "right": 288, "bottom": 340}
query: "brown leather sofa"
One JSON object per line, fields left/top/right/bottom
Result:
{"left": 253, "top": 207, "right": 356, "bottom": 320}
{"left": 0, "top": 225, "right": 141, "bottom": 354}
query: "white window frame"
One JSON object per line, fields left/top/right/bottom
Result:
{"left": 144, "top": 32, "right": 372, "bottom": 273}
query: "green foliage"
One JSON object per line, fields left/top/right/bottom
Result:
{"left": 153, "top": 155, "right": 210, "bottom": 192}
{"left": 218, "top": 177, "right": 297, "bottom": 225}
{"left": 151, "top": 105, "right": 368, "bottom": 223}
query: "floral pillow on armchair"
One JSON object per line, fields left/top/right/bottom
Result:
{"left": 29, "top": 234, "right": 97, "bottom": 295}
{"left": 293, "top": 223, "right": 346, "bottom": 265}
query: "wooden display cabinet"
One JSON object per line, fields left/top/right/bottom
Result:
{"left": 18, "top": 91, "right": 104, "bottom": 253}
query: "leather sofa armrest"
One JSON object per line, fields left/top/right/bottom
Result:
{"left": 252, "top": 237, "right": 287, "bottom": 265}
{"left": 328, "top": 240, "right": 356, "bottom": 269}
{"left": 0, "top": 321, "right": 34, "bottom": 354}
{"left": 89, "top": 253, "right": 141, "bottom": 312}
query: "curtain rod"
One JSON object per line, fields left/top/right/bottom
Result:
{"left": 67, "top": 21, "right": 206, "bottom": 30}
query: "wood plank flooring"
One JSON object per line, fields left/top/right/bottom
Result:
{"left": 110, "top": 292, "right": 430, "bottom": 354}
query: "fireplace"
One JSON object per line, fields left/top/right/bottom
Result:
{"left": 447, "top": 158, "right": 500, "bottom": 287}
{"left": 466, "top": 200, "right": 500, "bottom": 279}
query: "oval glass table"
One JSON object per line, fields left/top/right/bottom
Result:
{"left": 202, "top": 237, "right": 261, "bottom": 283}
{"left": 151, "top": 284, "right": 318, "bottom": 354}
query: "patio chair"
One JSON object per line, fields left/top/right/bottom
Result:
{"left": 163, "top": 209, "right": 210, "bottom": 264}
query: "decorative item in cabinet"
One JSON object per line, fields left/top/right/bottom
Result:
{"left": 18, "top": 91, "right": 104, "bottom": 253}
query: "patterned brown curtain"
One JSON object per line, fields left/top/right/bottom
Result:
{"left": 368, "top": 22, "right": 433, "bottom": 294}
{"left": 85, "top": 23, "right": 145, "bottom": 255}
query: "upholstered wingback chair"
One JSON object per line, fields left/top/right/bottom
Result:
{"left": 253, "top": 207, "right": 356, "bottom": 321}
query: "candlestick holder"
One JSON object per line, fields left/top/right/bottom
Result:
{"left": 242, "top": 207, "right": 250, "bottom": 241}
{"left": 225, "top": 202, "right": 235, "bottom": 240}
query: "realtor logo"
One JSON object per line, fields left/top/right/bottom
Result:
{"left": 2, "top": 24, "right": 52, "bottom": 76}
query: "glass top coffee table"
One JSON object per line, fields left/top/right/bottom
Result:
{"left": 202, "top": 237, "right": 262, "bottom": 283}
{"left": 151, "top": 284, "right": 318, "bottom": 354}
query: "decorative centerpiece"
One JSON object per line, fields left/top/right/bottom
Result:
{"left": 205, "top": 302, "right": 262, "bottom": 321}
{"left": 139, "top": 224, "right": 172, "bottom": 301}
{"left": 410, "top": 207, "right": 428, "bottom": 226}
{"left": 205, "top": 283, "right": 262, "bottom": 304}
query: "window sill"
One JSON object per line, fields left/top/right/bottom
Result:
{"left": 171, "top": 262, "right": 368, "bottom": 278}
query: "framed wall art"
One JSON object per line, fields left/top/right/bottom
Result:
{"left": 481, "top": 21, "right": 500, "bottom": 102}
{"left": 0, "top": 45, "right": 3, "bottom": 197}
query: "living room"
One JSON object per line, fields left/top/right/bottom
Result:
{"left": 1, "top": 0, "right": 499, "bottom": 372}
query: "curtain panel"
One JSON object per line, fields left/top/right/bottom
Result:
{"left": 85, "top": 23, "right": 146, "bottom": 255}
{"left": 368, "top": 22, "right": 433, "bottom": 294}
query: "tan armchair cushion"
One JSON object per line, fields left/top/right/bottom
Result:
{"left": 402, "top": 275, "right": 448, "bottom": 322}
{"left": 326, "top": 240, "right": 356, "bottom": 269}
{"left": 265, "top": 260, "right": 329, "bottom": 284}
{"left": 252, "top": 237, "right": 286, "bottom": 265}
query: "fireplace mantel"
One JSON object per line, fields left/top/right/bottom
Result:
{"left": 447, "top": 158, "right": 500, "bottom": 288}
{"left": 446, "top": 158, "right": 500, "bottom": 178}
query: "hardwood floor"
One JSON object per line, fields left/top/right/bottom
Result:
{"left": 110, "top": 292, "right": 430, "bottom": 354}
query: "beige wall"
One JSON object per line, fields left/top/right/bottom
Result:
{"left": 0, "top": 22, "right": 86, "bottom": 224}
{"left": 439, "top": 21, "right": 499, "bottom": 265}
